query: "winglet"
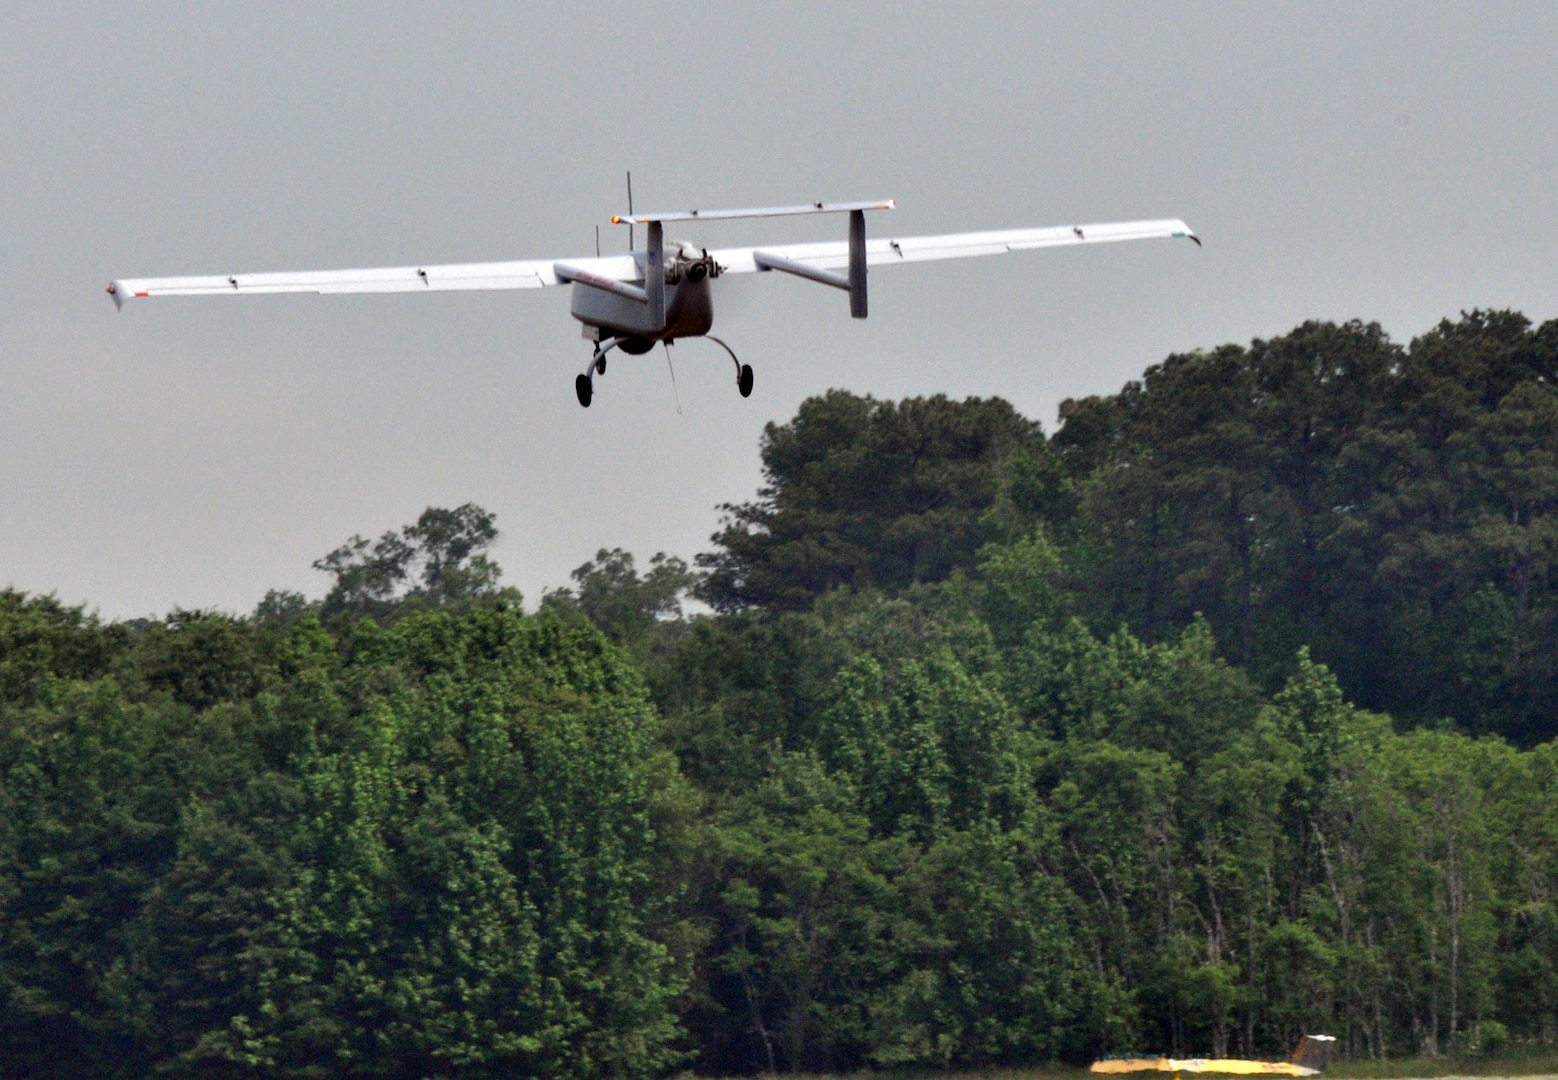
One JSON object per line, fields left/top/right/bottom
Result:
{"left": 106, "top": 281, "right": 128, "bottom": 310}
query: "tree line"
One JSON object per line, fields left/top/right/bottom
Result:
{"left": 2, "top": 311, "right": 1556, "bottom": 1078}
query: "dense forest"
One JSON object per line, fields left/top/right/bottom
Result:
{"left": 3, "top": 311, "right": 1558, "bottom": 1079}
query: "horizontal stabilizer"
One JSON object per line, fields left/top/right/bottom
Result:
{"left": 613, "top": 199, "right": 894, "bottom": 225}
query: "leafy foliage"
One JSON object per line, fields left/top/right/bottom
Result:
{"left": 0, "top": 605, "right": 682, "bottom": 1079}
{"left": 698, "top": 391, "right": 1042, "bottom": 612}
{"left": 1053, "top": 313, "right": 1558, "bottom": 743}
{"left": 7, "top": 312, "right": 1558, "bottom": 1077}
{"left": 315, "top": 503, "right": 514, "bottom": 622}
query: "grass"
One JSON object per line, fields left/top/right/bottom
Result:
{"left": 671, "top": 1069, "right": 1091, "bottom": 1080}
{"left": 694, "top": 1053, "right": 1558, "bottom": 1080}
{"left": 1328, "top": 1053, "right": 1558, "bottom": 1079}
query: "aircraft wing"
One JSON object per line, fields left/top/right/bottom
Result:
{"left": 106, "top": 217, "right": 1197, "bottom": 310}
{"left": 710, "top": 218, "right": 1198, "bottom": 275}
{"left": 106, "top": 253, "right": 640, "bottom": 309}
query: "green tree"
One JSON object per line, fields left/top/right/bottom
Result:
{"left": 0, "top": 681, "right": 183, "bottom": 1078}
{"left": 0, "top": 589, "right": 126, "bottom": 708}
{"left": 222, "top": 608, "right": 685, "bottom": 1079}
{"left": 543, "top": 548, "right": 696, "bottom": 660}
{"left": 1052, "top": 313, "right": 1558, "bottom": 742}
{"left": 402, "top": 503, "right": 504, "bottom": 606}
{"left": 1057, "top": 321, "right": 1396, "bottom": 677}
{"left": 315, "top": 504, "right": 514, "bottom": 622}
{"left": 875, "top": 825, "right": 1086, "bottom": 1067}
{"left": 699, "top": 391, "right": 1042, "bottom": 612}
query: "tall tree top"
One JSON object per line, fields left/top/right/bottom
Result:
{"left": 698, "top": 391, "right": 1042, "bottom": 612}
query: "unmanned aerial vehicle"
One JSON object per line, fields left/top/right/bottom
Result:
{"left": 108, "top": 193, "right": 1199, "bottom": 407}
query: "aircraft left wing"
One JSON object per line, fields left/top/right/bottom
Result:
{"left": 106, "top": 253, "right": 641, "bottom": 310}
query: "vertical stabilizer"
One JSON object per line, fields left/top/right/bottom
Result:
{"left": 646, "top": 219, "right": 665, "bottom": 332}
{"left": 1290, "top": 1035, "right": 1336, "bottom": 1073}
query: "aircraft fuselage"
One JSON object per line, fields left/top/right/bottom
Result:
{"left": 570, "top": 270, "right": 713, "bottom": 347}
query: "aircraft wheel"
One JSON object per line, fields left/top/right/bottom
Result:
{"left": 737, "top": 363, "right": 754, "bottom": 398}
{"left": 575, "top": 374, "right": 593, "bottom": 408}
{"left": 595, "top": 355, "right": 607, "bottom": 375}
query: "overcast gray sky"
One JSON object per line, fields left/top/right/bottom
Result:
{"left": 3, "top": 2, "right": 1556, "bottom": 619}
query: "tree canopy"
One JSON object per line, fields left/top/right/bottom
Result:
{"left": 5, "top": 311, "right": 1558, "bottom": 1078}
{"left": 1052, "top": 313, "right": 1558, "bottom": 743}
{"left": 698, "top": 391, "right": 1042, "bottom": 612}
{"left": 313, "top": 502, "right": 513, "bottom": 622}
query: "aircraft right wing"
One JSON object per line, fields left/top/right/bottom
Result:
{"left": 709, "top": 218, "right": 1199, "bottom": 276}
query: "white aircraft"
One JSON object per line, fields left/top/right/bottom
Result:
{"left": 107, "top": 197, "right": 1199, "bottom": 407}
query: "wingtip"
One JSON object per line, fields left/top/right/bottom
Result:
{"left": 106, "top": 281, "right": 126, "bottom": 310}
{"left": 1188, "top": 232, "right": 1202, "bottom": 248}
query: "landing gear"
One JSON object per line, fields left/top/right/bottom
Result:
{"left": 708, "top": 335, "right": 755, "bottom": 400}
{"left": 576, "top": 335, "right": 625, "bottom": 407}
{"left": 574, "top": 333, "right": 756, "bottom": 407}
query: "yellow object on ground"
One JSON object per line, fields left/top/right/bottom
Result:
{"left": 1092, "top": 1035, "right": 1336, "bottom": 1078}
{"left": 1090, "top": 1058, "right": 1318, "bottom": 1076}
